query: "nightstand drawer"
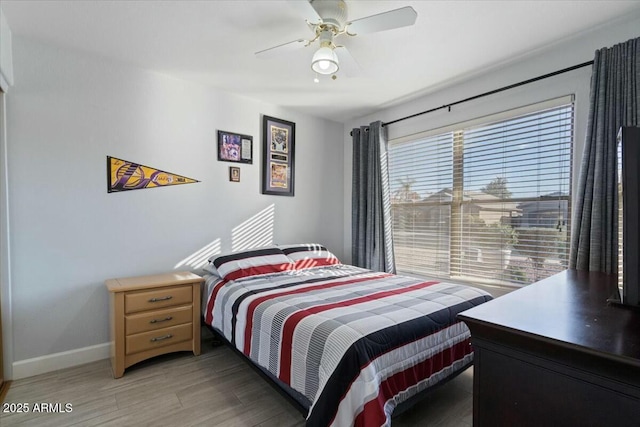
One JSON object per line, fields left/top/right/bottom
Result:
{"left": 126, "top": 323, "right": 193, "bottom": 355}
{"left": 125, "top": 285, "right": 192, "bottom": 314}
{"left": 126, "top": 305, "right": 193, "bottom": 335}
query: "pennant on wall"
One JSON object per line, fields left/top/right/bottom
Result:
{"left": 107, "top": 156, "right": 199, "bottom": 193}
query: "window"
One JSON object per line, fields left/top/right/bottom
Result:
{"left": 618, "top": 134, "right": 623, "bottom": 294}
{"left": 388, "top": 98, "right": 573, "bottom": 286}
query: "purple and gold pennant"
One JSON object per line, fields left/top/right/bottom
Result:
{"left": 107, "top": 156, "right": 199, "bottom": 193}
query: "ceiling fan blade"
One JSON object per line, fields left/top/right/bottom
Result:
{"left": 335, "top": 46, "right": 362, "bottom": 77}
{"left": 346, "top": 6, "right": 417, "bottom": 35}
{"left": 287, "top": 0, "right": 322, "bottom": 23}
{"left": 255, "top": 39, "right": 308, "bottom": 59}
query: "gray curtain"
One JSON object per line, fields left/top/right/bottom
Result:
{"left": 352, "top": 121, "right": 395, "bottom": 273}
{"left": 570, "top": 37, "right": 640, "bottom": 272}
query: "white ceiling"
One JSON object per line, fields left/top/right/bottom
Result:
{"left": 2, "top": 0, "right": 640, "bottom": 123}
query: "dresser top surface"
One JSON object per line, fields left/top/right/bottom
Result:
{"left": 459, "top": 269, "right": 640, "bottom": 364}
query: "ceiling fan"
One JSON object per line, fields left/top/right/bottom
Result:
{"left": 255, "top": 0, "right": 418, "bottom": 79}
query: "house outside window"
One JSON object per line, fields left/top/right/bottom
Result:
{"left": 388, "top": 97, "right": 573, "bottom": 287}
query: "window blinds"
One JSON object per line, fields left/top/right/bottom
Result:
{"left": 388, "top": 99, "right": 574, "bottom": 287}
{"left": 390, "top": 133, "right": 454, "bottom": 278}
{"left": 618, "top": 137, "right": 623, "bottom": 294}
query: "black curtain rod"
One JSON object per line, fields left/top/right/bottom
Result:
{"left": 350, "top": 60, "right": 594, "bottom": 136}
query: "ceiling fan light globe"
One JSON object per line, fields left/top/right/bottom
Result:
{"left": 311, "top": 46, "right": 339, "bottom": 75}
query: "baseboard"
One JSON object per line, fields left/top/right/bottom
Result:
{"left": 12, "top": 342, "right": 110, "bottom": 380}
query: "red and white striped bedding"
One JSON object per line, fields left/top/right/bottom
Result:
{"left": 203, "top": 264, "right": 492, "bottom": 426}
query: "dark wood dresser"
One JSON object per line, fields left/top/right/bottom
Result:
{"left": 458, "top": 270, "right": 640, "bottom": 427}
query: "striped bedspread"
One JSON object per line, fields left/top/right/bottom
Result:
{"left": 203, "top": 264, "right": 492, "bottom": 427}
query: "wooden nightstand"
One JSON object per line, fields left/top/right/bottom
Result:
{"left": 105, "top": 271, "right": 203, "bottom": 378}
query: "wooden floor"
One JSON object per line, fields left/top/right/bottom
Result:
{"left": 1, "top": 330, "right": 473, "bottom": 426}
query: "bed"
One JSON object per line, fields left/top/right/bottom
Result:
{"left": 202, "top": 245, "right": 492, "bottom": 427}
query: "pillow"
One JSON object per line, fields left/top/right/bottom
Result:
{"left": 202, "top": 263, "right": 219, "bottom": 277}
{"left": 278, "top": 244, "right": 340, "bottom": 270}
{"left": 207, "top": 247, "right": 293, "bottom": 280}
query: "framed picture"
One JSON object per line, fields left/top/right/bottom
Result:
{"left": 229, "top": 166, "right": 240, "bottom": 182}
{"left": 218, "top": 130, "right": 253, "bottom": 164}
{"left": 262, "top": 115, "right": 295, "bottom": 196}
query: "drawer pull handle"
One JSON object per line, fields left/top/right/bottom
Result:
{"left": 150, "top": 316, "right": 173, "bottom": 324}
{"left": 148, "top": 296, "right": 173, "bottom": 303}
{"left": 150, "top": 334, "right": 173, "bottom": 342}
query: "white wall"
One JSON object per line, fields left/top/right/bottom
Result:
{"left": 6, "top": 37, "right": 344, "bottom": 374}
{"left": 0, "top": 6, "right": 14, "bottom": 382}
{"left": 0, "top": 8, "right": 14, "bottom": 90}
{"left": 343, "top": 13, "right": 640, "bottom": 263}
